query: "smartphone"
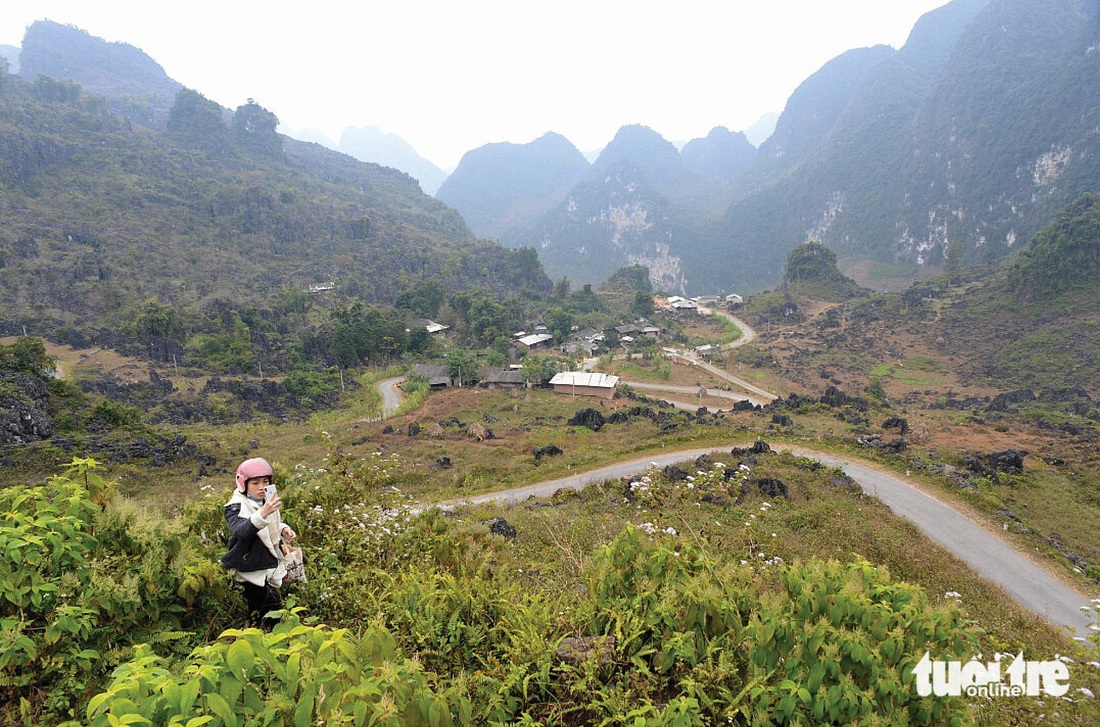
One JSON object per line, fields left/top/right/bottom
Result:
{"left": 264, "top": 484, "right": 278, "bottom": 500}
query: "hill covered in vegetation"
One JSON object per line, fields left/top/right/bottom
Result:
{"left": 4, "top": 196, "right": 1100, "bottom": 725}
{"left": 0, "top": 57, "right": 549, "bottom": 375}
{"left": 740, "top": 195, "right": 1100, "bottom": 400}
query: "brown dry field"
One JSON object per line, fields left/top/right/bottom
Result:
{"left": 728, "top": 303, "right": 1047, "bottom": 451}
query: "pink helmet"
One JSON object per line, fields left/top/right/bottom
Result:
{"left": 235, "top": 457, "right": 274, "bottom": 491}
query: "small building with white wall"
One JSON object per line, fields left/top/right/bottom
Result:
{"left": 549, "top": 371, "right": 620, "bottom": 399}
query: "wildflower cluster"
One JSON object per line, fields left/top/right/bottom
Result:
{"left": 288, "top": 448, "right": 428, "bottom": 569}
{"left": 304, "top": 496, "right": 421, "bottom": 553}
{"left": 284, "top": 448, "right": 402, "bottom": 514}
{"left": 629, "top": 459, "right": 739, "bottom": 545}
{"left": 1074, "top": 598, "right": 1100, "bottom": 655}
{"left": 627, "top": 458, "right": 752, "bottom": 531}
{"left": 737, "top": 499, "right": 785, "bottom": 568}
{"left": 636, "top": 522, "right": 679, "bottom": 537}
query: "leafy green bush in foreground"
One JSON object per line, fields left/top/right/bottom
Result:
{"left": 0, "top": 459, "right": 228, "bottom": 724}
{"left": 5, "top": 454, "right": 981, "bottom": 725}
{"left": 90, "top": 523, "right": 977, "bottom": 724}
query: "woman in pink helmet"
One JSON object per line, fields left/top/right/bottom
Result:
{"left": 219, "top": 457, "right": 297, "bottom": 629}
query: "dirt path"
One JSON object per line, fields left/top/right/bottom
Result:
{"left": 624, "top": 381, "right": 770, "bottom": 409}
{"left": 665, "top": 311, "right": 778, "bottom": 402}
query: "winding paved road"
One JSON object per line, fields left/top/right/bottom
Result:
{"left": 785, "top": 449, "right": 1094, "bottom": 636}
{"left": 377, "top": 376, "right": 405, "bottom": 417}
{"left": 689, "top": 357, "right": 778, "bottom": 403}
{"left": 387, "top": 310, "right": 1096, "bottom": 634}
{"left": 443, "top": 445, "right": 1095, "bottom": 635}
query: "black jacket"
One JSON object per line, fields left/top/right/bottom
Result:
{"left": 220, "top": 493, "right": 280, "bottom": 573}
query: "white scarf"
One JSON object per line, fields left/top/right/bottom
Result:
{"left": 230, "top": 491, "right": 287, "bottom": 587}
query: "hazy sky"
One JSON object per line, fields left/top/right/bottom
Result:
{"left": 1, "top": 1, "right": 950, "bottom": 169}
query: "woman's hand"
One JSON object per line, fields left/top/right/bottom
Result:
{"left": 281, "top": 526, "right": 296, "bottom": 543}
{"left": 260, "top": 495, "right": 281, "bottom": 518}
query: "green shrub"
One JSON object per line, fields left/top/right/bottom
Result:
{"left": 0, "top": 459, "right": 226, "bottom": 723}
{"left": 582, "top": 527, "right": 976, "bottom": 725}
{"left": 86, "top": 613, "right": 472, "bottom": 727}
{"left": 81, "top": 457, "right": 981, "bottom": 726}
{"left": 90, "top": 399, "right": 142, "bottom": 428}
{"left": 282, "top": 367, "right": 340, "bottom": 400}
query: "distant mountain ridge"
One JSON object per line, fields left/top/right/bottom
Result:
{"left": 436, "top": 132, "right": 590, "bottom": 241}
{"left": 438, "top": 0, "right": 1100, "bottom": 297}
{"left": 591, "top": 125, "right": 690, "bottom": 197}
{"left": 338, "top": 126, "right": 448, "bottom": 195}
{"left": 439, "top": 124, "right": 752, "bottom": 291}
{"left": 13, "top": 1, "right": 1098, "bottom": 301}
{"left": 681, "top": 127, "right": 756, "bottom": 180}
{"left": 751, "top": 45, "right": 897, "bottom": 179}
{"left": 743, "top": 113, "right": 778, "bottom": 147}
{"left": 709, "top": 0, "right": 1100, "bottom": 293}
{"left": 522, "top": 159, "right": 699, "bottom": 292}
{"left": 19, "top": 21, "right": 182, "bottom": 130}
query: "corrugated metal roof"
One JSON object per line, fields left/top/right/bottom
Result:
{"left": 549, "top": 371, "right": 620, "bottom": 388}
{"left": 517, "top": 333, "right": 554, "bottom": 346}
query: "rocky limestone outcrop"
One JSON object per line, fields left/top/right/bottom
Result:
{"left": 0, "top": 372, "right": 55, "bottom": 445}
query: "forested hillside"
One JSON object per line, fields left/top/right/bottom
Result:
{"left": 0, "top": 60, "right": 549, "bottom": 371}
